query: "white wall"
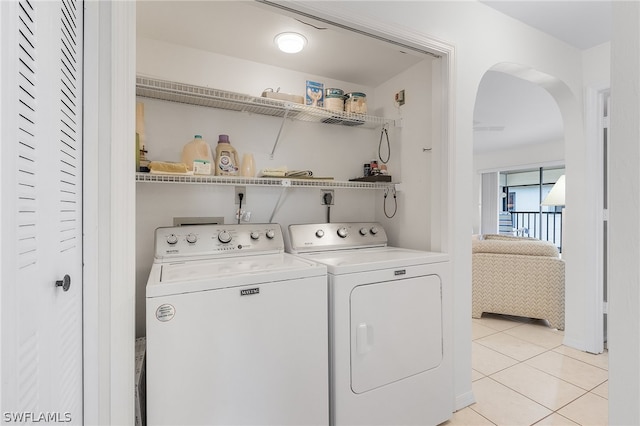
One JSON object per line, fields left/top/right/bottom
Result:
{"left": 135, "top": 38, "right": 435, "bottom": 337}
{"left": 376, "top": 59, "right": 435, "bottom": 249}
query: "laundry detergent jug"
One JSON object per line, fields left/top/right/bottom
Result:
{"left": 214, "top": 134, "right": 239, "bottom": 176}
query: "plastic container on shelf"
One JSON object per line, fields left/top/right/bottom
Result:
{"left": 181, "top": 135, "right": 213, "bottom": 174}
{"left": 240, "top": 153, "right": 256, "bottom": 178}
{"left": 345, "top": 92, "right": 367, "bottom": 114}
{"left": 214, "top": 134, "right": 239, "bottom": 176}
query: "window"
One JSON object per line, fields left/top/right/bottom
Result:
{"left": 500, "top": 167, "right": 564, "bottom": 250}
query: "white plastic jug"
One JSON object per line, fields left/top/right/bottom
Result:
{"left": 181, "top": 135, "right": 213, "bottom": 173}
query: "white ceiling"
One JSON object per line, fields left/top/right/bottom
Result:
{"left": 137, "top": 1, "right": 612, "bottom": 154}
{"left": 136, "top": 1, "right": 428, "bottom": 88}
{"left": 473, "top": 70, "right": 564, "bottom": 153}
{"left": 474, "top": 0, "right": 611, "bottom": 153}
{"left": 480, "top": 1, "right": 612, "bottom": 50}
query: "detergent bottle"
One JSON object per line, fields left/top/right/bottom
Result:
{"left": 181, "top": 135, "right": 213, "bottom": 174}
{"left": 214, "top": 134, "right": 239, "bottom": 176}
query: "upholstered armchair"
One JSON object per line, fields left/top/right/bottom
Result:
{"left": 472, "top": 234, "right": 565, "bottom": 330}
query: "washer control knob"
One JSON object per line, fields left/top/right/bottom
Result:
{"left": 315, "top": 229, "right": 325, "bottom": 238}
{"left": 250, "top": 231, "right": 260, "bottom": 240}
{"left": 370, "top": 226, "right": 379, "bottom": 235}
{"left": 337, "top": 227, "right": 349, "bottom": 238}
{"left": 265, "top": 229, "right": 276, "bottom": 239}
{"left": 166, "top": 234, "right": 178, "bottom": 245}
{"left": 359, "top": 227, "right": 368, "bottom": 236}
{"left": 186, "top": 233, "right": 198, "bottom": 244}
{"left": 218, "top": 231, "right": 232, "bottom": 244}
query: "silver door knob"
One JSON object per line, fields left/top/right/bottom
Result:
{"left": 56, "top": 274, "right": 71, "bottom": 292}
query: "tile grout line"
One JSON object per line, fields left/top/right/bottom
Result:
{"left": 470, "top": 320, "right": 609, "bottom": 426}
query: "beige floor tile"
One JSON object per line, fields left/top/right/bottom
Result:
{"left": 592, "top": 381, "right": 608, "bottom": 399}
{"left": 473, "top": 321, "right": 499, "bottom": 340}
{"left": 526, "top": 351, "right": 608, "bottom": 390}
{"left": 472, "top": 342, "right": 519, "bottom": 376}
{"left": 533, "top": 412, "right": 579, "bottom": 425}
{"left": 474, "top": 314, "right": 528, "bottom": 331}
{"left": 476, "top": 332, "right": 548, "bottom": 361}
{"left": 472, "top": 369, "right": 485, "bottom": 382}
{"left": 472, "top": 377, "right": 552, "bottom": 426}
{"left": 439, "top": 406, "right": 495, "bottom": 426}
{"left": 553, "top": 345, "right": 609, "bottom": 370}
{"left": 504, "top": 323, "right": 565, "bottom": 349}
{"left": 557, "top": 392, "right": 608, "bottom": 425}
{"left": 491, "top": 363, "right": 586, "bottom": 411}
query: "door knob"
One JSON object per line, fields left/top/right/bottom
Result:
{"left": 56, "top": 274, "right": 71, "bottom": 292}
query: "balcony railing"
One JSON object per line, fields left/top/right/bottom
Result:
{"left": 510, "top": 211, "right": 563, "bottom": 252}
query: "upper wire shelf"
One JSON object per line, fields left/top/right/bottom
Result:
{"left": 136, "top": 76, "right": 395, "bottom": 129}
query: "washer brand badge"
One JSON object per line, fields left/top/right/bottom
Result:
{"left": 156, "top": 304, "right": 176, "bottom": 322}
{"left": 394, "top": 269, "right": 407, "bottom": 276}
{"left": 241, "top": 287, "right": 260, "bottom": 296}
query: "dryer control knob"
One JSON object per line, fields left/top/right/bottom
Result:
{"left": 186, "top": 233, "right": 198, "bottom": 244}
{"left": 370, "top": 226, "right": 379, "bottom": 235}
{"left": 250, "top": 231, "right": 260, "bottom": 240}
{"left": 315, "top": 229, "right": 325, "bottom": 238}
{"left": 218, "top": 231, "right": 232, "bottom": 244}
{"left": 265, "top": 229, "right": 276, "bottom": 239}
{"left": 337, "top": 227, "right": 349, "bottom": 238}
{"left": 166, "top": 234, "right": 178, "bottom": 245}
{"left": 359, "top": 227, "right": 368, "bottom": 236}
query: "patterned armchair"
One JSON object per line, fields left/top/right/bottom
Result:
{"left": 472, "top": 234, "right": 565, "bottom": 330}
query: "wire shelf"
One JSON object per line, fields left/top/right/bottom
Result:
{"left": 136, "top": 173, "right": 395, "bottom": 190}
{"left": 136, "top": 76, "right": 394, "bottom": 129}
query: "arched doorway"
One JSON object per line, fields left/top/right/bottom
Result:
{"left": 473, "top": 63, "right": 605, "bottom": 354}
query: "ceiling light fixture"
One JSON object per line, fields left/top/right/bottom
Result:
{"left": 275, "top": 32, "right": 307, "bottom": 54}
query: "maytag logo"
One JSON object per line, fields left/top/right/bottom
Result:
{"left": 394, "top": 269, "right": 407, "bottom": 276}
{"left": 241, "top": 288, "right": 260, "bottom": 296}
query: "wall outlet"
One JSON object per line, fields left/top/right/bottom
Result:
{"left": 321, "top": 189, "right": 334, "bottom": 205}
{"left": 235, "top": 186, "right": 246, "bottom": 205}
{"left": 395, "top": 89, "right": 405, "bottom": 106}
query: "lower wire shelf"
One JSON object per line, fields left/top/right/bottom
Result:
{"left": 136, "top": 172, "right": 396, "bottom": 189}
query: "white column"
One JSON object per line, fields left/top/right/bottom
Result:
{"left": 609, "top": 2, "right": 640, "bottom": 424}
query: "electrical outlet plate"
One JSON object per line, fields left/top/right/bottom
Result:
{"left": 395, "top": 89, "right": 405, "bottom": 106}
{"left": 321, "top": 189, "right": 334, "bottom": 205}
{"left": 235, "top": 186, "right": 246, "bottom": 205}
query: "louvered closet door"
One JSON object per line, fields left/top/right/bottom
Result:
{"left": 1, "top": 0, "right": 83, "bottom": 423}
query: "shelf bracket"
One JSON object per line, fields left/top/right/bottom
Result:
{"left": 270, "top": 106, "right": 290, "bottom": 159}
{"left": 269, "top": 184, "right": 290, "bottom": 223}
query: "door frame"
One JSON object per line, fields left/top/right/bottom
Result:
{"left": 85, "top": 1, "right": 458, "bottom": 421}
{"left": 82, "top": 1, "right": 136, "bottom": 424}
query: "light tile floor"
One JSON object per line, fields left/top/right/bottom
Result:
{"left": 442, "top": 314, "right": 608, "bottom": 426}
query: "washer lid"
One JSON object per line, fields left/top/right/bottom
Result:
{"left": 297, "top": 247, "right": 448, "bottom": 274}
{"left": 147, "top": 253, "right": 326, "bottom": 298}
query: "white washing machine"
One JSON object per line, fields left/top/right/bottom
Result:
{"left": 288, "top": 222, "right": 452, "bottom": 426}
{"left": 146, "top": 224, "right": 329, "bottom": 426}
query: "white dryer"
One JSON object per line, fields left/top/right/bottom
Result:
{"left": 288, "top": 222, "right": 452, "bottom": 426}
{"left": 146, "top": 224, "right": 329, "bottom": 426}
